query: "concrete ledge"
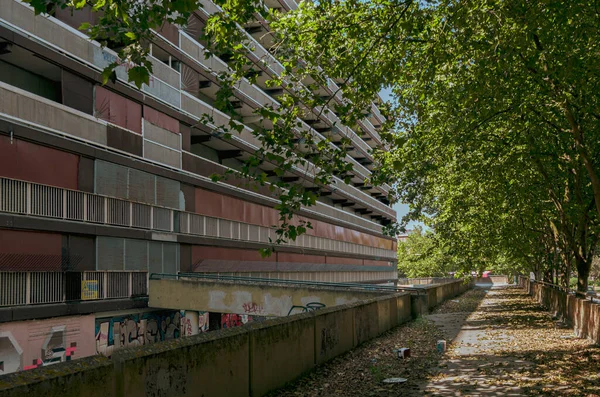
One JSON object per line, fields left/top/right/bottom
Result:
{"left": 0, "top": 297, "right": 149, "bottom": 323}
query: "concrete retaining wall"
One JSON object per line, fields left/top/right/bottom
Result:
{"left": 0, "top": 280, "right": 469, "bottom": 397}
{"left": 476, "top": 275, "right": 509, "bottom": 285}
{"left": 519, "top": 276, "right": 600, "bottom": 344}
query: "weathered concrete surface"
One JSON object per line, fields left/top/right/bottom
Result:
{"left": 0, "top": 280, "right": 470, "bottom": 397}
{"left": 422, "top": 287, "right": 527, "bottom": 396}
{"left": 149, "top": 277, "right": 385, "bottom": 316}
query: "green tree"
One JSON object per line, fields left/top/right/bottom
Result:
{"left": 397, "top": 227, "right": 454, "bottom": 278}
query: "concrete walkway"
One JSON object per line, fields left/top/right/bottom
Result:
{"left": 273, "top": 286, "right": 600, "bottom": 397}
{"left": 422, "top": 287, "right": 527, "bottom": 395}
{"left": 420, "top": 286, "right": 594, "bottom": 396}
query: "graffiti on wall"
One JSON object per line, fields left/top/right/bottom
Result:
{"left": 287, "top": 302, "right": 327, "bottom": 316}
{"left": 180, "top": 311, "right": 209, "bottom": 336}
{"left": 0, "top": 321, "right": 92, "bottom": 375}
{"left": 220, "top": 314, "right": 267, "bottom": 329}
{"left": 242, "top": 302, "right": 264, "bottom": 314}
{"left": 95, "top": 310, "right": 211, "bottom": 356}
{"left": 95, "top": 310, "right": 182, "bottom": 357}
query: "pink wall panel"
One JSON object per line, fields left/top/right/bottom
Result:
{"left": 0, "top": 136, "right": 79, "bottom": 189}
{"left": 194, "top": 187, "right": 394, "bottom": 249}
{"left": 0, "top": 230, "right": 62, "bottom": 271}
{"left": 192, "top": 246, "right": 276, "bottom": 263}
{"left": 0, "top": 314, "right": 96, "bottom": 374}
{"left": 277, "top": 253, "right": 326, "bottom": 264}
{"left": 143, "top": 105, "right": 180, "bottom": 134}
{"left": 95, "top": 86, "right": 142, "bottom": 134}
{"left": 326, "top": 256, "right": 364, "bottom": 266}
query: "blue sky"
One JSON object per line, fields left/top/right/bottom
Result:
{"left": 379, "top": 87, "right": 420, "bottom": 230}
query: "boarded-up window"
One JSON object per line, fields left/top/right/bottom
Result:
{"left": 157, "top": 21, "right": 179, "bottom": 46}
{"left": 0, "top": 230, "right": 62, "bottom": 271}
{"left": 149, "top": 242, "right": 163, "bottom": 274}
{"left": 95, "top": 86, "right": 142, "bottom": 134}
{"left": 143, "top": 105, "right": 179, "bottom": 134}
{"left": 65, "top": 235, "right": 95, "bottom": 271}
{"left": 162, "top": 243, "right": 178, "bottom": 274}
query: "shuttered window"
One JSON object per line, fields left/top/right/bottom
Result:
{"left": 156, "top": 176, "right": 181, "bottom": 209}
{"left": 162, "top": 243, "right": 178, "bottom": 274}
{"left": 149, "top": 242, "right": 163, "bottom": 275}
{"left": 95, "top": 160, "right": 181, "bottom": 209}
{"left": 128, "top": 168, "right": 155, "bottom": 204}
{"left": 97, "top": 237, "right": 178, "bottom": 272}
{"left": 124, "top": 239, "right": 147, "bottom": 270}
{"left": 97, "top": 237, "right": 124, "bottom": 270}
{"left": 95, "top": 160, "right": 128, "bottom": 199}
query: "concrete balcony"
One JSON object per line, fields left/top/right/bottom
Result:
{"left": 0, "top": 177, "right": 397, "bottom": 259}
{"left": 0, "top": 0, "right": 394, "bottom": 220}
{"left": 0, "top": 82, "right": 109, "bottom": 146}
{"left": 0, "top": 271, "right": 148, "bottom": 307}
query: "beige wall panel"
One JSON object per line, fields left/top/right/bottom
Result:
{"left": 144, "top": 120, "right": 180, "bottom": 150}
{"left": 144, "top": 139, "right": 181, "bottom": 168}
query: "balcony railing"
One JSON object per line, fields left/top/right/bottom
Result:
{"left": 0, "top": 177, "right": 397, "bottom": 259}
{"left": 0, "top": 271, "right": 148, "bottom": 307}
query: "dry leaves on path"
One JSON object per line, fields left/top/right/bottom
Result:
{"left": 268, "top": 316, "right": 444, "bottom": 397}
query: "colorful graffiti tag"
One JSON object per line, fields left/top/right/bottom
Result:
{"left": 95, "top": 310, "right": 211, "bottom": 356}
{"left": 95, "top": 310, "right": 182, "bottom": 357}
{"left": 181, "top": 311, "right": 209, "bottom": 336}
{"left": 220, "top": 314, "right": 267, "bottom": 329}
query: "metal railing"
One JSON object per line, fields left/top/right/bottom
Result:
{"left": 151, "top": 272, "right": 424, "bottom": 294}
{"left": 0, "top": 177, "right": 396, "bottom": 260}
{"left": 397, "top": 277, "right": 456, "bottom": 286}
{"left": 0, "top": 271, "right": 148, "bottom": 307}
{"left": 0, "top": 177, "right": 175, "bottom": 232}
{"left": 521, "top": 276, "right": 600, "bottom": 302}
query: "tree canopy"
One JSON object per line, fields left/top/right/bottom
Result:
{"left": 24, "top": 0, "right": 600, "bottom": 290}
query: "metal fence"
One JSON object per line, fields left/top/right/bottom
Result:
{"left": 0, "top": 271, "right": 148, "bottom": 307}
{"left": 397, "top": 277, "right": 456, "bottom": 285}
{"left": 0, "top": 177, "right": 396, "bottom": 260}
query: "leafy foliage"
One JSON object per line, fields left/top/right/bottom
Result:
{"left": 397, "top": 227, "right": 455, "bottom": 278}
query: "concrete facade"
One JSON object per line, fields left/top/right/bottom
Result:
{"left": 0, "top": 0, "right": 397, "bottom": 376}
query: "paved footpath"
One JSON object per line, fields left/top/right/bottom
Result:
{"left": 272, "top": 286, "right": 600, "bottom": 397}
{"left": 421, "top": 286, "right": 600, "bottom": 396}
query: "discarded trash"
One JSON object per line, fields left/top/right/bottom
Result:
{"left": 451, "top": 300, "right": 460, "bottom": 303}
{"left": 559, "top": 335, "right": 575, "bottom": 339}
{"left": 397, "top": 348, "right": 411, "bottom": 359}
{"left": 437, "top": 340, "right": 447, "bottom": 353}
{"left": 382, "top": 378, "right": 407, "bottom": 384}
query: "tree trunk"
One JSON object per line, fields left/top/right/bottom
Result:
{"left": 575, "top": 255, "right": 590, "bottom": 295}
